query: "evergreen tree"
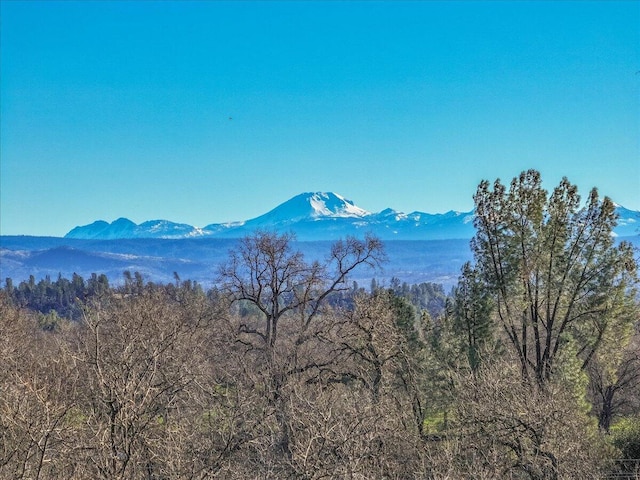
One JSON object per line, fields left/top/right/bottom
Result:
{"left": 451, "top": 262, "right": 495, "bottom": 372}
{"left": 471, "top": 170, "right": 638, "bottom": 385}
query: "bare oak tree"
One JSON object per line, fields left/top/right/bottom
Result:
{"left": 218, "top": 231, "right": 385, "bottom": 464}
{"left": 219, "top": 230, "right": 385, "bottom": 354}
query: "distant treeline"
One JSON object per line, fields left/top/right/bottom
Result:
{"left": 3, "top": 271, "right": 448, "bottom": 325}
{"left": 4, "top": 273, "right": 110, "bottom": 324}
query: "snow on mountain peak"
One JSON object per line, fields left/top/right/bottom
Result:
{"left": 249, "top": 192, "right": 371, "bottom": 225}
{"left": 307, "top": 192, "right": 370, "bottom": 218}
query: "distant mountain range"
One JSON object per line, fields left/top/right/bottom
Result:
{"left": 65, "top": 192, "right": 639, "bottom": 241}
{"left": 2, "top": 192, "right": 637, "bottom": 290}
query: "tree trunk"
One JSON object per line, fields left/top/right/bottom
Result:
{"left": 598, "top": 385, "right": 615, "bottom": 433}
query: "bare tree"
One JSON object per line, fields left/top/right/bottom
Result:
{"left": 218, "top": 231, "right": 385, "bottom": 465}
{"left": 448, "top": 354, "right": 612, "bottom": 479}
{"left": 231, "top": 291, "right": 430, "bottom": 479}
{"left": 60, "top": 285, "right": 257, "bottom": 479}
{"left": 219, "top": 230, "right": 385, "bottom": 353}
{"left": 0, "top": 293, "right": 78, "bottom": 479}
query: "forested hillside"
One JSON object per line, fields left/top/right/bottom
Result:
{"left": 1, "top": 171, "right": 639, "bottom": 479}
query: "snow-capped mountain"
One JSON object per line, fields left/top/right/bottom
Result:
{"left": 65, "top": 218, "right": 137, "bottom": 240}
{"left": 64, "top": 192, "right": 639, "bottom": 241}
{"left": 253, "top": 192, "right": 369, "bottom": 223}
{"left": 66, "top": 217, "right": 203, "bottom": 240}
{"left": 199, "top": 192, "right": 373, "bottom": 236}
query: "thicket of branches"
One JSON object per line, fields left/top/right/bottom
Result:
{"left": 1, "top": 171, "right": 639, "bottom": 479}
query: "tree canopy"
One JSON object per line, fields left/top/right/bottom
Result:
{"left": 469, "top": 169, "right": 638, "bottom": 385}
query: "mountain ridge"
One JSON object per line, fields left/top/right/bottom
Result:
{"left": 64, "top": 191, "right": 639, "bottom": 241}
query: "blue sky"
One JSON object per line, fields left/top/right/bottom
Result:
{"left": 1, "top": 1, "right": 638, "bottom": 236}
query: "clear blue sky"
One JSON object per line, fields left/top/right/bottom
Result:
{"left": 1, "top": 1, "right": 638, "bottom": 236}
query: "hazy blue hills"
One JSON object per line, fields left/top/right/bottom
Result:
{"left": 2, "top": 192, "right": 638, "bottom": 290}
{"left": 0, "top": 236, "right": 473, "bottom": 290}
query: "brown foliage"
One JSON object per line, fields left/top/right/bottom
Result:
{"left": 441, "top": 356, "right": 613, "bottom": 479}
